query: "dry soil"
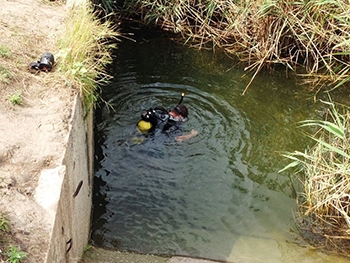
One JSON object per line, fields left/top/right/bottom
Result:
{"left": 0, "top": 0, "right": 73, "bottom": 262}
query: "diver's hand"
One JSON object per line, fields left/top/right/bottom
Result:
{"left": 175, "top": 129, "right": 198, "bottom": 142}
{"left": 189, "top": 129, "right": 198, "bottom": 137}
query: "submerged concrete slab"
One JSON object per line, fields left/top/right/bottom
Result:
{"left": 167, "top": 257, "right": 223, "bottom": 263}
{"left": 79, "top": 248, "right": 232, "bottom": 263}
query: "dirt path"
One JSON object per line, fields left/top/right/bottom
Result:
{"left": 0, "top": 0, "right": 73, "bottom": 262}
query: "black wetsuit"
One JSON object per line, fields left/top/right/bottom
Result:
{"left": 140, "top": 106, "right": 180, "bottom": 133}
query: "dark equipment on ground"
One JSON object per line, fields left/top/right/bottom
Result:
{"left": 29, "top": 52, "right": 55, "bottom": 72}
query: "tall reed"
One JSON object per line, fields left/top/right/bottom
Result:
{"left": 280, "top": 100, "right": 350, "bottom": 256}
{"left": 112, "top": 0, "right": 350, "bottom": 93}
{"left": 58, "top": 5, "right": 119, "bottom": 111}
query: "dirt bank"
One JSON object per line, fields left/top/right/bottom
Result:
{"left": 0, "top": 0, "right": 73, "bottom": 262}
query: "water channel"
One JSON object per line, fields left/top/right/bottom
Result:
{"left": 91, "top": 36, "right": 349, "bottom": 263}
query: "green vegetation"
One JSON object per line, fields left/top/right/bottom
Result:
{"left": 0, "top": 46, "right": 13, "bottom": 84}
{"left": 57, "top": 4, "right": 119, "bottom": 112}
{"left": 5, "top": 245, "right": 27, "bottom": 263}
{"left": 0, "top": 65, "right": 13, "bottom": 84}
{"left": 1, "top": 215, "right": 26, "bottom": 263}
{"left": 8, "top": 92, "right": 22, "bottom": 106}
{"left": 0, "top": 45, "right": 11, "bottom": 58}
{"left": 280, "top": 99, "right": 350, "bottom": 256}
{"left": 101, "top": 0, "right": 350, "bottom": 93}
{"left": 0, "top": 214, "right": 9, "bottom": 232}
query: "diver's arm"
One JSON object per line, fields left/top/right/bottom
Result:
{"left": 175, "top": 129, "right": 198, "bottom": 142}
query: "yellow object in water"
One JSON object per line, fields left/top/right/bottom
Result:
{"left": 137, "top": 120, "right": 152, "bottom": 133}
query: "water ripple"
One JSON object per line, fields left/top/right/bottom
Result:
{"left": 90, "top": 39, "right": 347, "bottom": 263}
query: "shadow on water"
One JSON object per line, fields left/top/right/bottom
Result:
{"left": 91, "top": 37, "right": 349, "bottom": 263}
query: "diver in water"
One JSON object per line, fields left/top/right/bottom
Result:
{"left": 136, "top": 93, "right": 198, "bottom": 142}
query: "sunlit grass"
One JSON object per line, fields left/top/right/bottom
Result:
{"left": 280, "top": 99, "right": 350, "bottom": 256}
{"left": 57, "top": 4, "right": 119, "bottom": 112}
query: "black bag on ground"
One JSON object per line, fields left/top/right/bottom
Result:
{"left": 29, "top": 52, "right": 55, "bottom": 71}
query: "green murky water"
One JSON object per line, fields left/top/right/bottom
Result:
{"left": 91, "top": 37, "right": 349, "bottom": 263}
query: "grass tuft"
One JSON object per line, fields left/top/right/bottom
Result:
{"left": 280, "top": 98, "right": 350, "bottom": 257}
{"left": 0, "top": 65, "right": 13, "bottom": 84}
{"left": 8, "top": 92, "right": 22, "bottom": 106}
{"left": 0, "top": 45, "right": 11, "bottom": 58}
{"left": 5, "top": 245, "right": 27, "bottom": 263}
{"left": 0, "top": 214, "right": 9, "bottom": 232}
{"left": 57, "top": 5, "right": 119, "bottom": 112}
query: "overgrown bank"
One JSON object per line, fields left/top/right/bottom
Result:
{"left": 0, "top": 1, "right": 119, "bottom": 262}
{"left": 281, "top": 100, "right": 350, "bottom": 257}
{"left": 97, "top": 0, "right": 350, "bottom": 93}
{"left": 57, "top": 4, "right": 119, "bottom": 112}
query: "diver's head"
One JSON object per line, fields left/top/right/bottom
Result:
{"left": 169, "top": 104, "right": 188, "bottom": 121}
{"left": 174, "top": 104, "right": 188, "bottom": 118}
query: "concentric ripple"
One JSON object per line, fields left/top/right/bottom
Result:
{"left": 91, "top": 38, "right": 348, "bottom": 263}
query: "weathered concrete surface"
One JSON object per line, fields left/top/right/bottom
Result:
{"left": 168, "top": 257, "right": 221, "bottom": 263}
{"left": 44, "top": 95, "right": 94, "bottom": 263}
{"left": 79, "top": 248, "right": 230, "bottom": 263}
{"left": 80, "top": 249, "right": 170, "bottom": 263}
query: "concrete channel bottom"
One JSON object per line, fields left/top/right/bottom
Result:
{"left": 80, "top": 248, "right": 228, "bottom": 263}
{"left": 168, "top": 258, "right": 219, "bottom": 263}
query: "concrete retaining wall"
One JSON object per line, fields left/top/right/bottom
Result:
{"left": 44, "top": 95, "right": 94, "bottom": 263}
{"left": 42, "top": 2, "right": 97, "bottom": 262}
